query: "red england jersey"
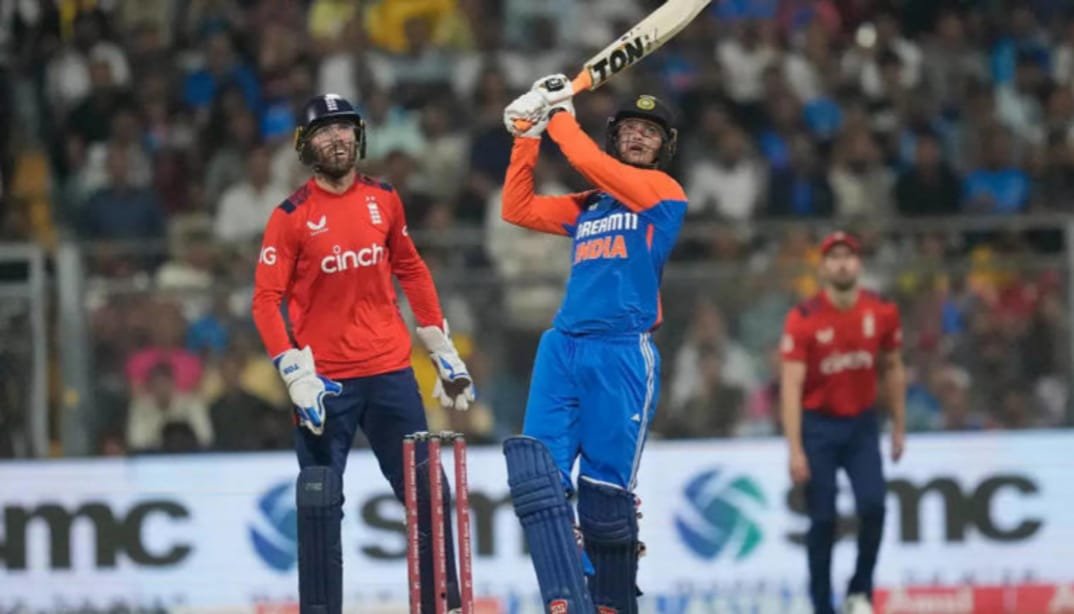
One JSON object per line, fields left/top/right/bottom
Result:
{"left": 780, "top": 290, "right": 902, "bottom": 417}
{"left": 252, "top": 176, "right": 443, "bottom": 379}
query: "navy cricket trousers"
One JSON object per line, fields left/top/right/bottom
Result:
{"left": 801, "top": 409, "right": 886, "bottom": 614}
{"left": 293, "top": 366, "right": 460, "bottom": 612}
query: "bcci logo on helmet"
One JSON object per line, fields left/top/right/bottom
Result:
{"left": 249, "top": 481, "right": 298, "bottom": 572}
{"left": 674, "top": 469, "right": 766, "bottom": 561}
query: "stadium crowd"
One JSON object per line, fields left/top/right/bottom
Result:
{"left": 0, "top": 0, "right": 1071, "bottom": 456}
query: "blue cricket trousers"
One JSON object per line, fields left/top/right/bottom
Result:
{"left": 802, "top": 409, "right": 886, "bottom": 614}
{"left": 522, "top": 328, "right": 660, "bottom": 492}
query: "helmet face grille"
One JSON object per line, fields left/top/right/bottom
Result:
{"left": 604, "top": 94, "right": 679, "bottom": 169}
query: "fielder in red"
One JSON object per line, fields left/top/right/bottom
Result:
{"left": 780, "top": 232, "right": 907, "bottom": 614}
{"left": 252, "top": 94, "right": 474, "bottom": 614}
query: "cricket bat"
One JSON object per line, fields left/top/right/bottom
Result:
{"left": 513, "top": 0, "right": 713, "bottom": 131}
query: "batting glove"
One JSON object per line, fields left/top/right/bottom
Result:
{"left": 504, "top": 91, "right": 549, "bottom": 138}
{"left": 275, "top": 346, "right": 342, "bottom": 436}
{"left": 416, "top": 320, "right": 476, "bottom": 411}
{"left": 532, "top": 74, "right": 575, "bottom": 118}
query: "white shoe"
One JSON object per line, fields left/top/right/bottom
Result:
{"left": 843, "top": 593, "right": 873, "bottom": 614}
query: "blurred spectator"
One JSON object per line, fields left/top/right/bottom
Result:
{"left": 766, "top": 133, "right": 834, "bottom": 217}
{"left": 157, "top": 222, "right": 218, "bottom": 319}
{"left": 670, "top": 299, "right": 759, "bottom": 413}
{"left": 365, "top": 0, "right": 472, "bottom": 54}
{"left": 209, "top": 352, "right": 284, "bottom": 451}
{"left": 204, "top": 107, "right": 261, "bottom": 206}
{"left": 1053, "top": 21, "right": 1074, "bottom": 88}
{"left": 996, "top": 52, "right": 1047, "bottom": 147}
{"left": 686, "top": 126, "right": 765, "bottom": 222}
{"left": 923, "top": 11, "right": 986, "bottom": 114}
{"left": 828, "top": 128, "right": 894, "bottom": 217}
{"left": 498, "top": 16, "right": 575, "bottom": 91}
{"left": 412, "top": 102, "right": 470, "bottom": 204}
{"left": 315, "top": 16, "right": 370, "bottom": 104}
{"left": 45, "top": 10, "right": 131, "bottom": 118}
{"left": 783, "top": 21, "right": 838, "bottom": 105}
{"left": 1034, "top": 133, "right": 1074, "bottom": 209}
{"left": 717, "top": 20, "right": 777, "bottom": 124}
{"left": 78, "top": 146, "right": 165, "bottom": 240}
{"left": 81, "top": 107, "right": 153, "bottom": 195}
{"left": 962, "top": 129, "right": 1031, "bottom": 214}
{"left": 361, "top": 88, "right": 424, "bottom": 163}
{"left": 368, "top": 15, "right": 455, "bottom": 100}
{"left": 214, "top": 145, "right": 289, "bottom": 241}
{"left": 64, "top": 55, "right": 131, "bottom": 147}
{"left": 160, "top": 421, "right": 203, "bottom": 454}
{"left": 125, "top": 302, "right": 204, "bottom": 395}
{"left": 308, "top": 0, "right": 359, "bottom": 49}
{"left": 895, "top": 131, "right": 961, "bottom": 216}
{"left": 934, "top": 365, "right": 985, "bottom": 431}
{"left": 126, "top": 363, "right": 213, "bottom": 451}
{"left": 658, "top": 344, "right": 746, "bottom": 438}
{"left": 187, "top": 294, "right": 234, "bottom": 358}
{"left": 182, "top": 30, "right": 261, "bottom": 122}
{"left": 989, "top": 6, "right": 1050, "bottom": 87}
{"left": 841, "top": 11, "right": 922, "bottom": 102}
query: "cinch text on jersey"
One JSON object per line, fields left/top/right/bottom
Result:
{"left": 321, "top": 243, "right": 385, "bottom": 273}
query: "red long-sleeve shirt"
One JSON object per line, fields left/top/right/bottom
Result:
{"left": 781, "top": 290, "right": 902, "bottom": 416}
{"left": 252, "top": 176, "right": 443, "bottom": 379}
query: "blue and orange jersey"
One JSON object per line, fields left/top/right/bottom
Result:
{"left": 502, "top": 112, "right": 688, "bottom": 335}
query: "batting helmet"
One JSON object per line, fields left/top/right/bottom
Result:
{"left": 294, "top": 94, "right": 366, "bottom": 166}
{"left": 606, "top": 94, "right": 678, "bottom": 169}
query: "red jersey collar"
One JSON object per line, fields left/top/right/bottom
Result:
{"left": 820, "top": 287, "right": 861, "bottom": 312}
{"left": 308, "top": 174, "right": 362, "bottom": 198}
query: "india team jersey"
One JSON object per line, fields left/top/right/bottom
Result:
{"left": 252, "top": 176, "right": 443, "bottom": 379}
{"left": 501, "top": 113, "right": 688, "bottom": 335}
{"left": 781, "top": 290, "right": 902, "bottom": 416}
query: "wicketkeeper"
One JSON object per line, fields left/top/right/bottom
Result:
{"left": 252, "top": 94, "right": 475, "bottom": 614}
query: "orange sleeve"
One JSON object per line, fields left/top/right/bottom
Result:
{"left": 252, "top": 207, "right": 300, "bottom": 358}
{"left": 780, "top": 309, "right": 810, "bottom": 363}
{"left": 502, "top": 136, "right": 589, "bottom": 236}
{"left": 545, "top": 112, "right": 686, "bottom": 213}
{"left": 388, "top": 189, "right": 444, "bottom": 328}
{"left": 881, "top": 303, "right": 903, "bottom": 352}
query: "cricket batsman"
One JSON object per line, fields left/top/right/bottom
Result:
{"left": 499, "top": 75, "right": 688, "bottom": 613}
{"left": 252, "top": 94, "right": 475, "bottom": 614}
{"left": 780, "top": 232, "right": 907, "bottom": 614}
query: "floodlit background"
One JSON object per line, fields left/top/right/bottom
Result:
{"left": 0, "top": 1, "right": 1073, "bottom": 612}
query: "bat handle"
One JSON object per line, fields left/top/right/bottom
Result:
{"left": 511, "top": 70, "right": 591, "bottom": 134}
{"left": 512, "top": 117, "right": 535, "bottom": 132}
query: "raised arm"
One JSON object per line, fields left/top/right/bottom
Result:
{"left": 502, "top": 136, "right": 591, "bottom": 236}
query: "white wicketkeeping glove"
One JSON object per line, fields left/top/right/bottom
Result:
{"left": 275, "top": 346, "right": 342, "bottom": 436}
{"left": 504, "top": 90, "right": 550, "bottom": 138}
{"left": 415, "top": 320, "right": 476, "bottom": 411}
{"left": 532, "top": 74, "right": 575, "bottom": 117}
